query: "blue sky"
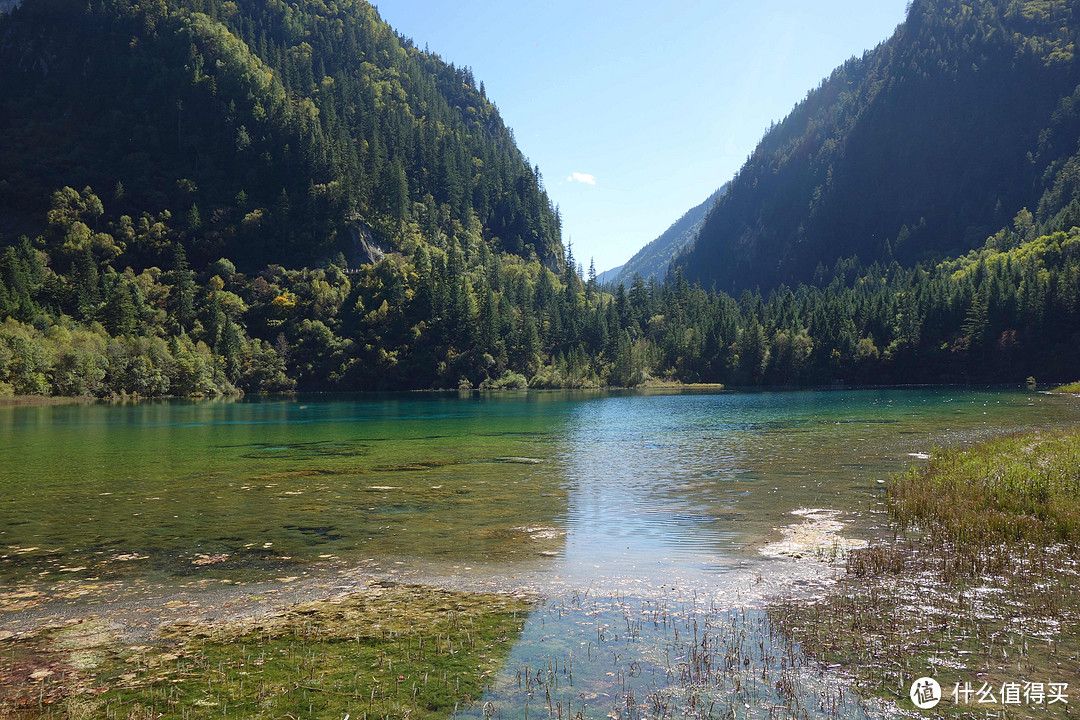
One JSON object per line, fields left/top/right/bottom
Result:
{"left": 376, "top": 0, "right": 910, "bottom": 273}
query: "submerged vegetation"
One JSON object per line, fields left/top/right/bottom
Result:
{"left": 0, "top": 585, "right": 529, "bottom": 720}
{"left": 1, "top": 392, "right": 1077, "bottom": 719}
{"left": 772, "top": 427, "right": 1080, "bottom": 716}
{"left": 471, "top": 594, "right": 876, "bottom": 720}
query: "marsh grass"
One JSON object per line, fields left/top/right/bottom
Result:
{"left": 1051, "top": 381, "right": 1080, "bottom": 393}
{"left": 770, "top": 427, "right": 1080, "bottom": 717}
{"left": 0, "top": 585, "right": 528, "bottom": 720}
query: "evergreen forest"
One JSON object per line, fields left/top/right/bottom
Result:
{"left": 677, "top": 0, "right": 1080, "bottom": 294}
{"left": 0, "top": 0, "right": 1078, "bottom": 397}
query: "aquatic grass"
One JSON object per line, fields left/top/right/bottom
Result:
{"left": 769, "top": 427, "right": 1080, "bottom": 717}
{"left": 6, "top": 390, "right": 1080, "bottom": 719}
{"left": 0, "top": 584, "right": 529, "bottom": 720}
{"left": 473, "top": 593, "right": 875, "bottom": 720}
{"left": 1, "top": 589, "right": 881, "bottom": 720}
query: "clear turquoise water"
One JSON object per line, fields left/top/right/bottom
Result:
{"left": 1, "top": 388, "right": 1076, "bottom": 594}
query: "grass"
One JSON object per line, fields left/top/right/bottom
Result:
{"left": 1051, "top": 381, "right": 1080, "bottom": 393}
{"left": 0, "top": 584, "right": 529, "bottom": 720}
{"left": 770, "top": 427, "right": 1080, "bottom": 717}
{"left": 447, "top": 592, "right": 876, "bottom": 720}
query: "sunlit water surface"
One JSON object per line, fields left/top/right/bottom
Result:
{"left": 2, "top": 388, "right": 1077, "bottom": 717}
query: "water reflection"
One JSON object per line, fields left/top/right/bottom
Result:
{"left": 555, "top": 394, "right": 755, "bottom": 588}
{"left": 546, "top": 388, "right": 1080, "bottom": 593}
{"left": 456, "top": 388, "right": 1079, "bottom": 720}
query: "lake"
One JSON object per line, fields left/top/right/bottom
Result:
{"left": 2, "top": 387, "right": 1077, "bottom": 716}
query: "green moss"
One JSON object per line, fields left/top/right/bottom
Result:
{"left": 1, "top": 585, "right": 529, "bottom": 720}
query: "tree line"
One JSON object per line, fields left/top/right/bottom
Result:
{"left": 1, "top": 188, "right": 1077, "bottom": 398}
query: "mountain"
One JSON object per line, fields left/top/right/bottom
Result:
{"left": 595, "top": 263, "right": 623, "bottom": 284}
{"left": 609, "top": 186, "right": 724, "bottom": 286}
{"left": 0, "top": 0, "right": 563, "bottom": 270}
{"left": 675, "top": 0, "right": 1080, "bottom": 293}
{"left": 3, "top": 0, "right": 1080, "bottom": 398}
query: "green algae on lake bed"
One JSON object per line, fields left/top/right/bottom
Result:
{"left": 2, "top": 389, "right": 1077, "bottom": 597}
{"left": 0, "top": 584, "right": 530, "bottom": 720}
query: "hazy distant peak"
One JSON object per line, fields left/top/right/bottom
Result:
{"left": 609, "top": 185, "right": 726, "bottom": 286}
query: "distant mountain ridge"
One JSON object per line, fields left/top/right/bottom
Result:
{"left": 595, "top": 263, "right": 623, "bottom": 285}
{"left": 675, "top": 0, "right": 1080, "bottom": 293}
{"left": 607, "top": 186, "right": 725, "bottom": 286}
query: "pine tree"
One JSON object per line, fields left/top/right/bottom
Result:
{"left": 101, "top": 277, "right": 136, "bottom": 336}
{"left": 169, "top": 242, "right": 196, "bottom": 332}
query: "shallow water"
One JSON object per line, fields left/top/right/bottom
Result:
{"left": 460, "top": 594, "right": 880, "bottom": 720}
{"left": 2, "top": 387, "right": 1077, "bottom": 716}
{"left": 3, "top": 387, "right": 1075, "bottom": 594}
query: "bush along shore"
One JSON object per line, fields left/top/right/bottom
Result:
{"left": 770, "top": 427, "right": 1080, "bottom": 717}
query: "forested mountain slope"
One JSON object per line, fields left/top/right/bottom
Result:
{"left": 1, "top": 0, "right": 1077, "bottom": 397}
{"left": 0, "top": 0, "right": 563, "bottom": 269}
{"left": 611, "top": 186, "right": 724, "bottom": 286}
{"left": 675, "top": 0, "right": 1080, "bottom": 293}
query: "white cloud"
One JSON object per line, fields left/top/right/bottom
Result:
{"left": 566, "top": 172, "right": 597, "bottom": 185}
